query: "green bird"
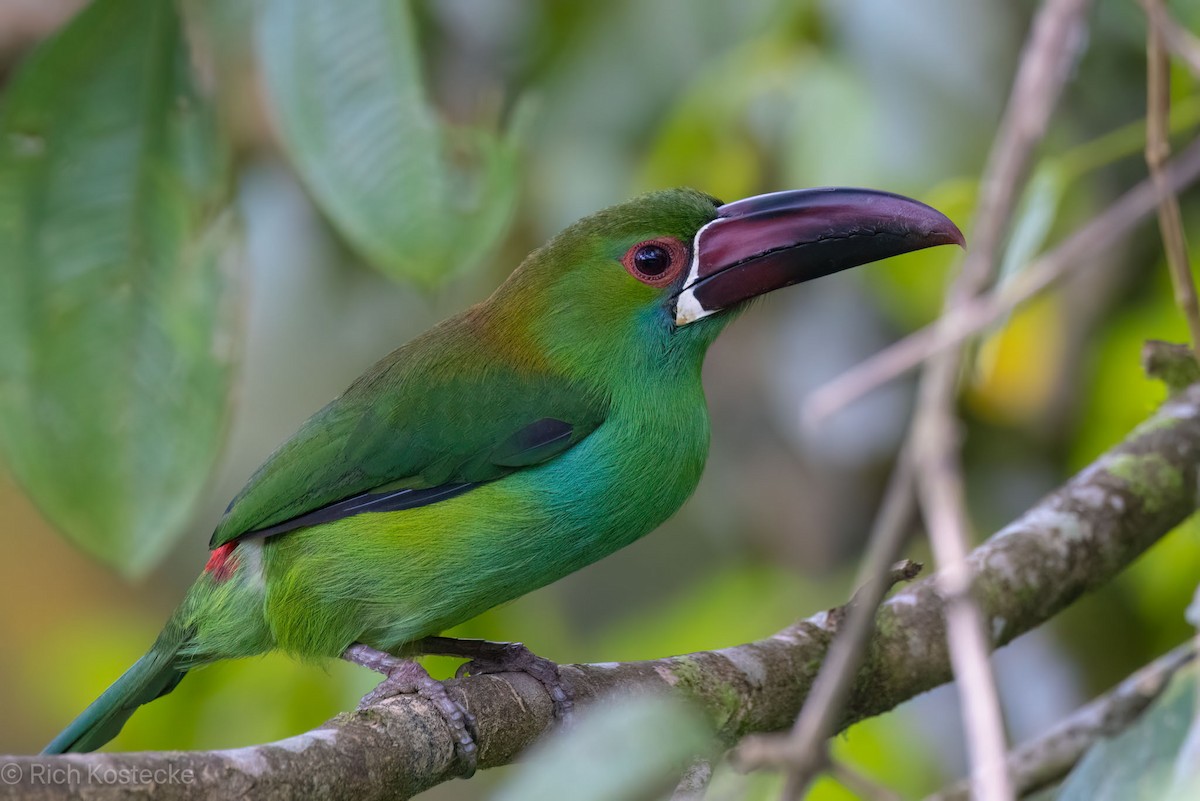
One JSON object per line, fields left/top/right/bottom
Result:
{"left": 44, "top": 186, "right": 962, "bottom": 768}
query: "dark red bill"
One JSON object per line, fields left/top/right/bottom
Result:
{"left": 675, "top": 187, "right": 964, "bottom": 325}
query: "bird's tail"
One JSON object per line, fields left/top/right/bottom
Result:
{"left": 42, "top": 540, "right": 273, "bottom": 754}
{"left": 42, "top": 628, "right": 189, "bottom": 755}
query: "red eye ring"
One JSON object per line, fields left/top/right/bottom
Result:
{"left": 621, "top": 237, "right": 688, "bottom": 287}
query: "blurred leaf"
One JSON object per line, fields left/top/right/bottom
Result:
{"left": 635, "top": 16, "right": 906, "bottom": 199}
{"left": 595, "top": 563, "right": 835, "bottom": 663}
{"left": 780, "top": 57, "right": 880, "bottom": 187}
{"left": 1027, "top": 783, "right": 1065, "bottom": 801}
{"left": 636, "top": 35, "right": 800, "bottom": 201}
{"left": 1071, "top": 270, "right": 1186, "bottom": 470}
{"left": 1056, "top": 663, "right": 1199, "bottom": 801}
{"left": 967, "top": 296, "right": 1065, "bottom": 426}
{"left": 258, "top": 0, "right": 519, "bottom": 286}
{"left": 995, "top": 166, "right": 1064, "bottom": 288}
{"left": 0, "top": 0, "right": 238, "bottom": 576}
{"left": 1120, "top": 521, "right": 1200, "bottom": 659}
{"left": 491, "top": 693, "right": 713, "bottom": 801}
{"left": 964, "top": 165, "right": 1065, "bottom": 424}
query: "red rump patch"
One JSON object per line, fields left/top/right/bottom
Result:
{"left": 204, "top": 542, "right": 238, "bottom": 582}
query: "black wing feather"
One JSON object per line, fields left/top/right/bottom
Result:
{"left": 241, "top": 482, "right": 478, "bottom": 540}
{"left": 233, "top": 417, "right": 578, "bottom": 541}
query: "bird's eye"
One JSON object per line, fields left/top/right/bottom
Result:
{"left": 621, "top": 237, "right": 687, "bottom": 287}
{"left": 635, "top": 245, "right": 671, "bottom": 275}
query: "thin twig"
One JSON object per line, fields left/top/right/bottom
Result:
{"left": 912, "top": 399, "right": 1014, "bottom": 801}
{"left": 909, "top": 2, "right": 1093, "bottom": 798}
{"left": 1139, "top": 0, "right": 1200, "bottom": 79}
{"left": 804, "top": 133, "right": 1200, "bottom": 426}
{"left": 831, "top": 559, "right": 925, "bottom": 631}
{"left": 954, "top": 0, "right": 1092, "bottom": 303}
{"left": 1144, "top": 0, "right": 1200, "bottom": 359}
{"left": 732, "top": 459, "right": 918, "bottom": 784}
{"left": 925, "top": 642, "right": 1196, "bottom": 801}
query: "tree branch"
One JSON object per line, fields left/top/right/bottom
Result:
{"left": 1144, "top": 0, "right": 1200, "bottom": 359}
{"left": 5, "top": 383, "right": 1200, "bottom": 801}
{"left": 1138, "top": 0, "right": 1200, "bottom": 79}
{"left": 925, "top": 642, "right": 1196, "bottom": 800}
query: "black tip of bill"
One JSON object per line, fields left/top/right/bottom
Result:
{"left": 676, "top": 187, "right": 965, "bottom": 326}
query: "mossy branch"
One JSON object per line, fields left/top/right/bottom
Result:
{"left": 4, "top": 381, "right": 1200, "bottom": 801}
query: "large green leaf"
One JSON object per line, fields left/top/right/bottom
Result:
{"left": 0, "top": 0, "right": 238, "bottom": 577}
{"left": 257, "top": 0, "right": 519, "bottom": 286}
{"left": 1056, "top": 663, "right": 1199, "bottom": 801}
{"left": 491, "top": 693, "right": 713, "bottom": 801}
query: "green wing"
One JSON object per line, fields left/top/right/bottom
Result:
{"left": 210, "top": 322, "right": 608, "bottom": 547}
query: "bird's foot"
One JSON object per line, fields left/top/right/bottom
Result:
{"left": 416, "top": 637, "right": 573, "bottom": 722}
{"left": 342, "top": 643, "right": 478, "bottom": 776}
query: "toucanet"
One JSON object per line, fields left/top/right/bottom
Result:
{"left": 44, "top": 187, "right": 963, "bottom": 769}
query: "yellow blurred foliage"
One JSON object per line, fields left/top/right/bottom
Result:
{"left": 966, "top": 295, "right": 1065, "bottom": 425}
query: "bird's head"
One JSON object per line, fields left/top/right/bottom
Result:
{"left": 488, "top": 187, "right": 963, "bottom": 383}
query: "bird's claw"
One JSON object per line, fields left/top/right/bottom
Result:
{"left": 343, "top": 644, "right": 479, "bottom": 777}
{"left": 453, "top": 641, "right": 574, "bottom": 722}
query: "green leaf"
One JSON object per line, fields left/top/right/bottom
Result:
{"left": 491, "top": 693, "right": 714, "bottom": 801}
{"left": 967, "top": 165, "right": 1065, "bottom": 384}
{"left": 0, "top": 0, "right": 238, "bottom": 577}
{"left": 257, "top": 0, "right": 519, "bottom": 286}
{"left": 1056, "top": 663, "right": 1199, "bottom": 801}
{"left": 996, "top": 165, "right": 1064, "bottom": 289}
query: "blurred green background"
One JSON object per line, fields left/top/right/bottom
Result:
{"left": 1, "top": 0, "right": 1199, "bottom": 798}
